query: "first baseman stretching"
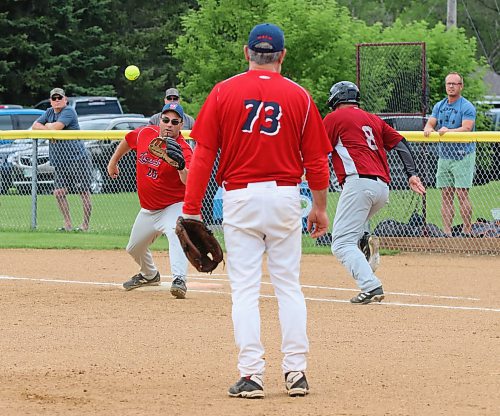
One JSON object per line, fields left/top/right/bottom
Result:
{"left": 182, "top": 23, "right": 331, "bottom": 398}
{"left": 107, "top": 103, "right": 192, "bottom": 299}
{"left": 323, "top": 81, "right": 425, "bottom": 304}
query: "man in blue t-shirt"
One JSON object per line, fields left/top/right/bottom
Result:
{"left": 424, "top": 72, "right": 476, "bottom": 236}
{"left": 32, "top": 88, "right": 92, "bottom": 232}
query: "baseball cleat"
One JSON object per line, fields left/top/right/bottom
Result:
{"left": 285, "top": 371, "right": 309, "bottom": 397}
{"left": 228, "top": 375, "right": 265, "bottom": 399}
{"left": 359, "top": 232, "right": 380, "bottom": 272}
{"left": 123, "top": 272, "right": 160, "bottom": 291}
{"left": 350, "top": 286, "right": 384, "bottom": 304}
{"left": 170, "top": 277, "right": 187, "bottom": 299}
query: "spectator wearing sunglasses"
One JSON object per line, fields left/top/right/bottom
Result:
{"left": 148, "top": 87, "right": 195, "bottom": 129}
{"left": 107, "top": 102, "right": 193, "bottom": 299}
{"left": 32, "top": 88, "right": 92, "bottom": 232}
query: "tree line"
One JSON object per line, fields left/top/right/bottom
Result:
{"left": 0, "top": 0, "right": 494, "bottom": 123}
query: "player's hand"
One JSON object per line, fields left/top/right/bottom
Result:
{"left": 409, "top": 175, "right": 425, "bottom": 195}
{"left": 107, "top": 162, "right": 119, "bottom": 179}
{"left": 307, "top": 208, "right": 329, "bottom": 238}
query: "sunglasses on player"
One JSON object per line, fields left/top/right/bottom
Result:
{"left": 161, "top": 117, "right": 182, "bottom": 125}
{"left": 51, "top": 95, "right": 64, "bottom": 101}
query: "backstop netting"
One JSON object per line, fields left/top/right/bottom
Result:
{"left": 356, "top": 42, "right": 428, "bottom": 118}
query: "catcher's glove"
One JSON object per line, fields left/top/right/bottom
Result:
{"left": 148, "top": 136, "right": 185, "bottom": 170}
{"left": 175, "top": 217, "right": 224, "bottom": 273}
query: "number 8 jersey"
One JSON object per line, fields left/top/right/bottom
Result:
{"left": 323, "top": 106, "right": 403, "bottom": 185}
{"left": 189, "top": 69, "right": 331, "bottom": 190}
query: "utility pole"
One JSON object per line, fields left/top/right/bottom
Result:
{"left": 447, "top": 0, "right": 457, "bottom": 28}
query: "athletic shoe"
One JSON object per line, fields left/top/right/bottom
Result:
{"left": 359, "top": 232, "right": 380, "bottom": 272}
{"left": 350, "top": 286, "right": 384, "bottom": 304}
{"left": 285, "top": 371, "right": 309, "bottom": 397}
{"left": 122, "top": 272, "right": 160, "bottom": 291}
{"left": 228, "top": 375, "right": 264, "bottom": 399}
{"left": 170, "top": 277, "right": 187, "bottom": 299}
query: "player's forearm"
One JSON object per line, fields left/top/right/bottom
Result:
{"left": 178, "top": 168, "right": 188, "bottom": 184}
{"left": 311, "top": 188, "right": 328, "bottom": 211}
{"left": 394, "top": 138, "right": 418, "bottom": 178}
{"left": 183, "top": 144, "right": 218, "bottom": 215}
{"left": 109, "top": 140, "right": 131, "bottom": 165}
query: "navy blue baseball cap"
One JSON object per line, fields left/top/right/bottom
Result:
{"left": 248, "top": 23, "right": 284, "bottom": 53}
{"left": 161, "top": 102, "right": 184, "bottom": 119}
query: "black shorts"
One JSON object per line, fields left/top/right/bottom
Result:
{"left": 54, "top": 156, "right": 92, "bottom": 193}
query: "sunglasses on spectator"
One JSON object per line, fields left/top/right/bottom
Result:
{"left": 161, "top": 117, "right": 181, "bottom": 125}
{"left": 166, "top": 96, "right": 179, "bottom": 101}
{"left": 51, "top": 95, "right": 64, "bottom": 101}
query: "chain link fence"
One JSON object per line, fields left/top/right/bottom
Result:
{"left": 0, "top": 133, "right": 499, "bottom": 254}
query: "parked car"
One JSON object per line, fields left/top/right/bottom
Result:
{"left": 34, "top": 96, "right": 124, "bottom": 116}
{"left": 486, "top": 108, "right": 500, "bottom": 131}
{"left": 0, "top": 109, "right": 45, "bottom": 193}
{"left": 8, "top": 115, "right": 148, "bottom": 194}
{"left": 0, "top": 108, "right": 45, "bottom": 143}
{"left": 0, "top": 104, "right": 23, "bottom": 109}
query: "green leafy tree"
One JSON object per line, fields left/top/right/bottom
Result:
{"left": 338, "top": 0, "right": 499, "bottom": 73}
{"left": 175, "top": 0, "right": 487, "bottom": 116}
{"left": 0, "top": 0, "right": 196, "bottom": 115}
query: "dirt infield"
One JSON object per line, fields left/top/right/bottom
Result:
{"left": 0, "top": 249, "right": 498, "bottom": 416}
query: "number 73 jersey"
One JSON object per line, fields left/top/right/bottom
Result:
{"left": 323, "top": 106, "right": 403, "bottom": 185}
{"left": 189, "top": 69, "right": 331, "bottom": 188}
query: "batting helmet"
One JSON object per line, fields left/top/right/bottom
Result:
{"left": 327, "top": 81, "right": 360, "bottom": 109}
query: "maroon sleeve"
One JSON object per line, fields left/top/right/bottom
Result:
{"left": 380, "top": 118, "right": 404, "bottom": 150}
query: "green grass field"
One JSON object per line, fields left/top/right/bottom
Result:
{"left": 0, "top": 181, "right": 498, "bottom": 251}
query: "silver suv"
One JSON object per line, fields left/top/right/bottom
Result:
{"left": 8, "top": 115, "right": 147, "bottom": 194}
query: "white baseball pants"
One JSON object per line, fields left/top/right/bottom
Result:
{"left": 331, "top": 175, "right": 389, "bottom": 292}
{"left": 126, "top": 202, "right": 188, "bottom": 280}
{"left": 222, "top": 181, "right": 308, "bottom": 377}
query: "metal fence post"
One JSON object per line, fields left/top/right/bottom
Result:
{"left": 30, "top": 139, "right": 38, "bottom": 229}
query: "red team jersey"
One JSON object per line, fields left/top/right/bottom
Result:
{"left": 125, "top": 125, "right": 193, "bottom": 210}
{"left": 184, "top": 69, "right": 331, "bottom": 213}
{"left": 323, "top": 106, "right": 403, "bottom": 185}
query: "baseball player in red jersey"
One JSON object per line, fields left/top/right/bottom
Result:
{"left": 182, "top": 23, "right": 331, "bottom": 398}
{"left": 107, "top": 103, "right": 193, "bottom": 299}
{"left": 323, "top": 81, "right": 425, "bottom": 304}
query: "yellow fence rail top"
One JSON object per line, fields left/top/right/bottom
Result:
{"left": 0, "top": 130, "right": 499, "bottom": 142}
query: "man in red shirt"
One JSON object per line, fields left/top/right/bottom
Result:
{"left": 323, "top": 81, "right": 425, "bottom": 304}
{"left": 182, "top": 23, "right": 331, "bottom": 398}
{"left": 107, "top": 103, "right": 192, "bottom": 299}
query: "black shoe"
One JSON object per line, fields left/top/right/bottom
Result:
{"left": 170, "top": 277, "right": 187, "bottom": 299}
{"left": 350, "top": 286, "right": 384, "bottom": 304}
{"left": 285, "top": 371, "right": 309, "bottom": 397}
{"left": 358, "top": 232, "right": 380, "bottom": 272}
{"left": 122, "top": 272, "right": 160, "bottom": 291}
{"left": 228, "top": 375, "right": 264, "bottom": 399}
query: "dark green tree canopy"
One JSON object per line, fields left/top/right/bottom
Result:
{"left": 0, "top": 0, "right": 491, "bottom": 120}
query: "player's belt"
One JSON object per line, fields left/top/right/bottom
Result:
{"left": 224, "top": 180, "right": 297, "bottom": 191}
{"left": 358, "top": 174, "right": 380, "bottom": 181}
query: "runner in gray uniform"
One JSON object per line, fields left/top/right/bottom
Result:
{"left": 323, "top": 81, "right": 426, "bottom": 304}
